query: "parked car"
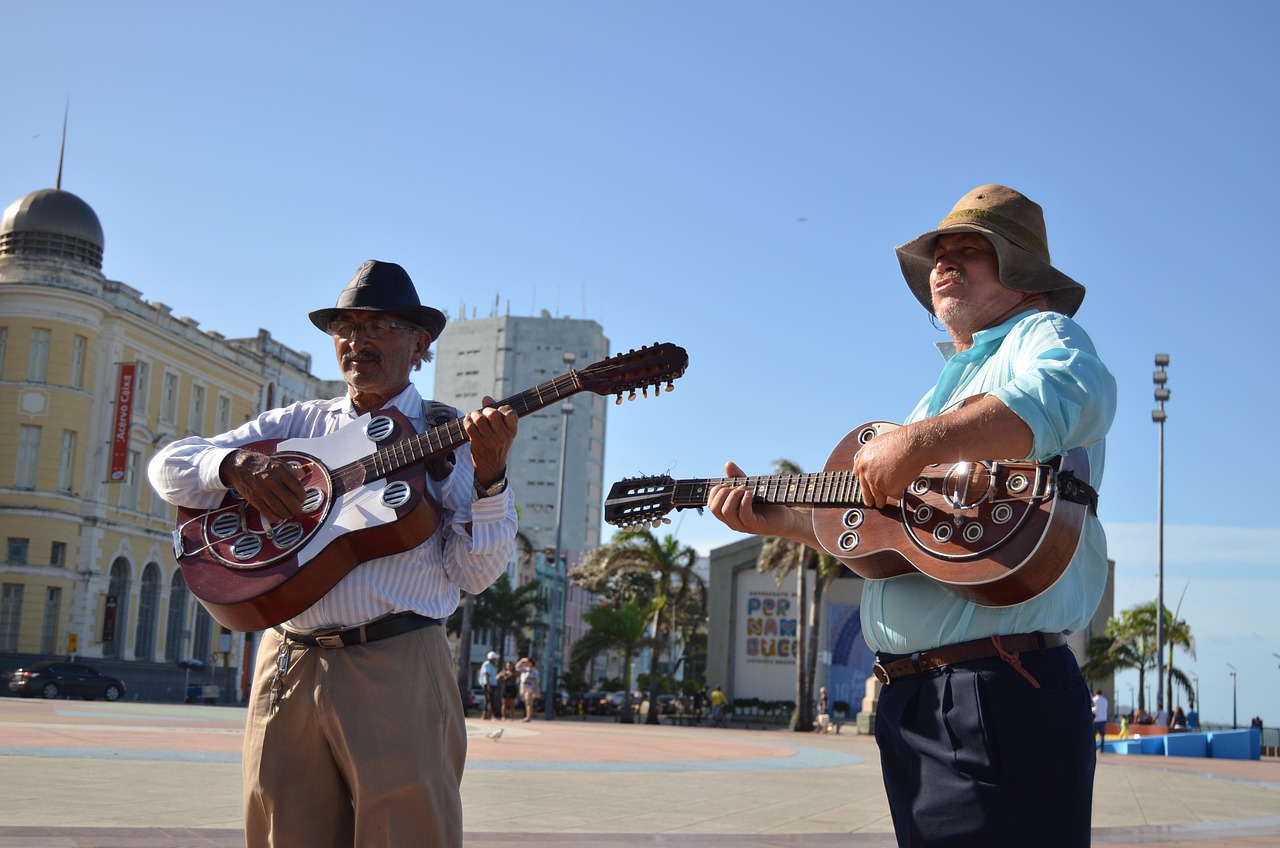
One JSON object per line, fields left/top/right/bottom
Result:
{"left": 8, "top": 661, "right": 126, "bottom": 701}
{"left": 579, "top": 691, "right": 612, "bottom": 715}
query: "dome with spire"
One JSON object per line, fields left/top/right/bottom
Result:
{"left": 0, "top": 188, "right": 104, "bottom": 269}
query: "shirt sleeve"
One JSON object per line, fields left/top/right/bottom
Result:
{"left": 435, "top": 440, "right": 518, "bottom": 595}
{"left": 146, "top": 403, "right": 311, "bottom": 510}
{"left": 987, "top": 312, "right": 1118, "bottom": 461}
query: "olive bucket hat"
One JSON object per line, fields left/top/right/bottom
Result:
{"left": 308, "top": 259, "right": 447, "bottom": 339}
{"left": 894, "top": 184, "right": 1086, "bottom": 317}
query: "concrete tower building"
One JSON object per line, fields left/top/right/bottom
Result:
{"left": 433, "top": 311, "right": 609, "bottom": 573}
{"left": 433, "top": 311, "right": 608, "bottom": 673}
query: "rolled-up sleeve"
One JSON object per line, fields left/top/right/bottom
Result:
{"left": 989, "top": 313, "right": 1117, "bottom": 461}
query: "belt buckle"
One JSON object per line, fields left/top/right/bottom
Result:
{"left": 872, "top": 661, "right": 891, "bottom": 686}
{"left": 314, "top": 633, "right": 346, "bottom": 649}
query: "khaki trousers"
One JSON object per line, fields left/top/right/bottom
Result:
{"left": 243, "top": 624, "right": 466, "bottom": 848}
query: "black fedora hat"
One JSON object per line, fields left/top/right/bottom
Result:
{"left": 308, "top": 260, "right": 447, "bottom": 339}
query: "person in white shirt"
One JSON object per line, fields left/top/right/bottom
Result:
{"left": 1093, "top": 689, "right": 1110, "bottom": 752}
{"left": 150, "top": 260, "right": 518, "bottom": 848}
{"left": 478, "top": 651, "right": 500, "bottom": 720}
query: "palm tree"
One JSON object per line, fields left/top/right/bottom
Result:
{"left": 471, "top": 573, "right": 550, "bottom": 664}
{"left": 1082, "top": 600, "right": 1195, "bottom": 714}
{"left": 452, "top": 529, "right": 534, "bottom": 695}
{"left": 756, "top": 458, "right": 843, "bottom": 732}
{"left": 573, "top": 529, "right": 705, "bottom": 725}
{"left": 571, "top": 598, "right": 661, "bottom": 724}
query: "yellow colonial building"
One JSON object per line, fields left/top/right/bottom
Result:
{"left": 0, "top": 185, "right": 329, "bottom": 700}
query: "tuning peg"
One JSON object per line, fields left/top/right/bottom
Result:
{"left": 614, "top": 394, "right": 623, "bottom": 405}
{"left": 628, "top": 389, "right": 637, "bottom": 401}
{"left": 665, "top": 381, "right": 675, "bottom": 393}
{"left": 641, "top": 386, "right": 648, "bottom": 398}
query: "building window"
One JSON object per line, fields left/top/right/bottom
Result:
{"left": 119, "top": 450, "right": 141, "bottom": 510}
{"left": 50, "top": 541, "right": 66, "bottom": 568}
{"left": 134, "top": 360, "right": 151, "bottom": 415}
{"left": 0, "top": 584, "right": 23, "bottom": 652}
{"left": 41, "top": 587, "right": 61, "bottom": 654}
{"left": 104, "top": 558, "right": 130, "bottom": 659}
{"left": 165, "top": 570, "right": 189, "bottom": 661}
{"left": 15, "top": 424, "right": 40, "bottom": 489}
{"left": 189, "top": 384, "right": 206, "bottom": 433}
{"left": 215, "top": 394, "right": 232, "bottom": 433}
{"left": 70, "top": 335, "right": 87, "bottom": 389}
{"left": 135, "top": 563, "right": 161, "bottom": 661}
{"left": 6, "top": 538, "right": 29, "bottom": 564}
{"left": 27, "top": 328, "right": 50, "bottom": 382}
{"left": 57, "top": 430, "right": 76, "bottom": 493}
{"left": 160, "top": 372, "right": 179, "bottom": 424}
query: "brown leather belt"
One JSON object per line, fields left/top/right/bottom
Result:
{"left": 873, "top": 632, "right": 1066, "bottom": 685}
{"left": 278, "top": 611, "right": 440, "bottom": 649}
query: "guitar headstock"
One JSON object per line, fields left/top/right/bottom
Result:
{"left": 604, "top": 475, "right": 680, "bottom": 528}
{"left": 578, "top": 343, "right": 688, "bottom": 404}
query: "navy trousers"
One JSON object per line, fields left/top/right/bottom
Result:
{"left": 874, "top": 644, "right": 1096, "bottom": 847}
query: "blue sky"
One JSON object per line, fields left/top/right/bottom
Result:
{"left": 4, "top": 2, "right": 1277, "bottom": 725}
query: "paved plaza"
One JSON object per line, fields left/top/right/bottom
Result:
{"left": 1, "top": 698, "right": 1279, "bottom": 847}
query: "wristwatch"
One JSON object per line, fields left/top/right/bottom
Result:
{"left": 474, "top": 475, "right": 508, "bottom": 499}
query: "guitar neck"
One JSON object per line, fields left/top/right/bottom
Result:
{"left": 366, "top": 372, "right": 584, "bottom": 477}
{"left": 670, "top": 471, "right": 863, "bottom": 510}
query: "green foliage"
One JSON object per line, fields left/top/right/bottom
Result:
{"left": 572, "top": 528, "right": 706, "bottom": 725}
{"left": 468, "top": 573, "right": 549, "bottom": 661}
{"left": 1082, "top": 600, "right": 1195, "bottom": 712}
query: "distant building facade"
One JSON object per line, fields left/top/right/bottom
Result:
{"left": 706, "top": 535, "right": 1117, "bottom": 722}
{"left": 0, "top": 186, "right": 325, "bottom": 700}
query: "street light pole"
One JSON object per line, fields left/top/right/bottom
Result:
{"left": 1227, "top": 663, "right": 1238, "bottom": 729}
{"left": 1152, "top": 354, "right": 1170, "bottom": 716}
{"left": 545, "top": 351, "right": 576, "bottom": 720}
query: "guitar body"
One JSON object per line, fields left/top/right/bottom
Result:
{"left": 175, "top": 408, "right": 438, "bottom": 631}
{"left": 810, "top": 422, "right": 1090, "bottom": 606}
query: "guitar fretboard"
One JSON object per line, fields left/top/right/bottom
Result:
{"left": 669, "top": 471, "right": 864, "bottom": 509}
{"left": 355, "top": 371, "right": 584, "bottom": 482}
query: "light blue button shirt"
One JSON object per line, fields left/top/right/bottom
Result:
{"left": 861, "top": 310, "right": 1117, "bottom": 654}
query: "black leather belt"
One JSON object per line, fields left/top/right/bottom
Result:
{"left": 278, "top": 611, "right": 440, "bottom": 649}
{"left": 873, "top": 632, "right": 1066, "bottom": 685}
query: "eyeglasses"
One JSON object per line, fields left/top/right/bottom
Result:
{"left": 326, "top": 319, "right": 421, "bottom": 340}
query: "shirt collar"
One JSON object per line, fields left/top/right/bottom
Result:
{"left": 336, "top": 382, "right": 424, "bottom": 425}
{"left": 933, "top": 309, "right": 1037, "bottom": 361}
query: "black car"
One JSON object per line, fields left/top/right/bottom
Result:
{"left": 8, "top": 661, "right": 126, "bottom": 701}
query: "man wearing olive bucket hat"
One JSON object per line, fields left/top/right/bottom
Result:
{"left": 709, "top": 185, "right": 1115, "bottom": 846}
{"left": 150, "top": 259, "right": 519, "bottom": 847}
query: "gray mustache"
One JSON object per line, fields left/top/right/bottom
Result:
{"left": 342, "top": 350, "right": 383, "bottom": 365}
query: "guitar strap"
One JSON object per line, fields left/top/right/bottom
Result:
{"left": 422, "top": 400, "right": 460, "bottom": 483}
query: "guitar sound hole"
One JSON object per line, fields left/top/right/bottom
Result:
{"left": 842, "top": 509, "right": 864, "bottom": 529}
{"left": 301, "top": 487, "right": 325, "bottom": 514}
{"left": 272, "top": 523, "right": 304, "bottom": 549}
{"left": 365, "top": 416, "right": 395, "bottom": 443}
{"left": 381, "top": 480, "right": 412, "bottom": 509}
{"left": 913, "top": 505, "right": 933, "bottom": 524}
{"left": 933, "top": 524, "right": 954, "bottom": 543}
{"left": 963, "top": 523, "right": 984, "bottom": 543}
{"left": 838, "top": 530, "right": 860, "bottom": 552}
{"left": 1007, "top": 474, "right": 1029, "bottom": 494}
{"left": 210, "top": 512, "right": 242, "bottom": 538}
{"left": 232, "top": 535, "right": 263, "bottom": 561}
{"left": 992, "top": 504, "right": 1014, "bottom": 524}
{"left": 910, "top": 478, "right": 929, "bottom": 495}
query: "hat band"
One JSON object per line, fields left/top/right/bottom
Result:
{"left": 940, "top": 207, "right": 1050, "bottom": 260}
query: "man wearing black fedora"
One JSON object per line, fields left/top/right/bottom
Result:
{"left": 708, "top": 186, "right": 1116, "bottom": 846}
{"left": 150, "top": 259, "right": 519, "bottom": 847}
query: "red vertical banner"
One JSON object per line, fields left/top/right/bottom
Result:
{"left": 109, "top": 363, "right": 136, "bottom": 482}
